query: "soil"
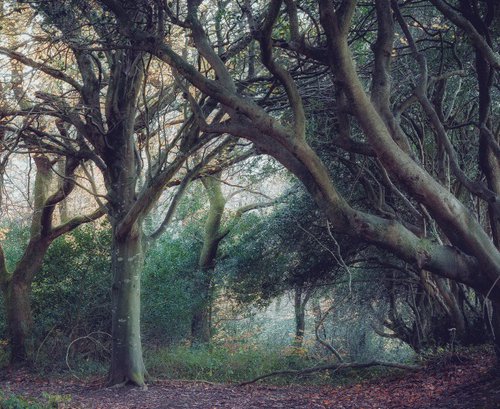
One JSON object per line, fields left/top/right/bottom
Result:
{"left": 1, "top": 351, "right": 499, "bottom": 408}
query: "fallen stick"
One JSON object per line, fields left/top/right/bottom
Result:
{"left": 238, "top": 360, "right": 420, "bottom": 386}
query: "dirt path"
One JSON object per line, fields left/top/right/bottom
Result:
{"left": 1, "top": 351, "right": 499, "bottom": 408}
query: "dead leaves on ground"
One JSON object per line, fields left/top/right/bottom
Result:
{"left": 1, "top": 350, "right": 499, "bottom": 408}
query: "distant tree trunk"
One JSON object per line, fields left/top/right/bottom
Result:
{"left": 191, "top": 175, "right": 225, "bottom": 345}
{"left": 294, "top": 289, "right": 306, "bottom": 348}
{"left": 434, "top": 278, "right": 467, "bottom": 338}
{"left": 191, "top": 285, "right": 212, "bottom": 345}
{"left": 1, "top": 156, "right": 52, "bottom": 364}
{"left": 293, "top": 285, "right": 312, "bottom": 348}
{"left": 491, "top": 302, "right": 500, "bottom": 366}
{"left": 312, "top": 300, "right": 343, "bottom": 361}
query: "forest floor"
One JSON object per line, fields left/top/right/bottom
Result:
{"left": 1, "top": 349, "right": 499, "bottom": 408}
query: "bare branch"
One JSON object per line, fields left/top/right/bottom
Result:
{"left": 428, "top": 0, "right": 500, "bottom": 70}
{"left": 239, "top": 360, "right": 419, "bottom": 386}
{"left": 0, "top": 47, "right": 83, "bottom": 92}
{"left": 49, "top": 206, "right": 106, "bottom": 240}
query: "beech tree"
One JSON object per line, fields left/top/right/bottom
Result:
{"left": 0, "top": 8, "right": 104, "bottom": 363}
{"left": 191, "top": 171, "right": 273, "bottom": 344}
{"left": 0, "top": 154, "right": 104, "bottom": 364}
{"left": 88, "top": 0, "right": 500, "bottom": 358}
{"left": 0, "top": 1, "right": 252, "bottom": 386}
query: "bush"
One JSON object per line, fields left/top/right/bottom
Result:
{"left": 0, "top": 391, "right": 71, "bottom": 409}
{"left": 31, "top": 222, "right": 112, "bottom": 369}
{"left": 142, "top": 229, "right": 202, "bottom": 345}
{"left": 0, "top": 222, "right": 112, "bottom": 369}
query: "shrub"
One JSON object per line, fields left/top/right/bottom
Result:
{"left": 142, "top": 230, "right": 202, "bottom": 344}
{"left": 0, "top": 391, "right": 71, "bottom": 409}
{"left": 0, "top": 222, "right": 112, "bottom": 369}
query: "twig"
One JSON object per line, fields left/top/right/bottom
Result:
{"left": 65, "top": 331, "right": 111, "bottom": 380}
{"left": 34, "top": 325, "right": 57, "bottom": 367}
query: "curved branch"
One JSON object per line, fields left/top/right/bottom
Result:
{"left": 239, "top": 360, "right": 419, "bottom": 386}
{"left": 0, "top": 47, "right": 83, "bottom": 92}
{"left": 259, "top": 0, "right": 306, "bottom": 139}
{"left": 49, "top": 206, "right": 106, "bottom": 240}
{"left": 217, "top": 200, "right": 275, "bottom": 240}
{"left": 428, "top": 0, "right": 500, "bottom": 70}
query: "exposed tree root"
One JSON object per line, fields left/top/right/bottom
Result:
{"left": 107, "top": 380, "right": 129, "bottom": 389}
{"left": 238, "top": 360, "right": 420, "bottom": 386}
{"left": 107, "top": 377, "right": 148, "bottom": 390}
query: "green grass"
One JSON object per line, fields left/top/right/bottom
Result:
{"left": 0, "top": 391, "right": 72, "bottom": 409}
{"left": 1, "top": 338, "right": 420, "bottom": 387}
{"left": 142, "top": 341, "right": 421, "bottom": 386}
{"left": 144, "top": 343, "right": 316, "bottom": 384}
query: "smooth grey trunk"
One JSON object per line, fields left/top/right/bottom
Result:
{"left": 109, "top": 223, "right": 146, "bottom": 386}
{"left": 0, "top": 157, "right": 51, "bottom": 364}
{"left": 3, "top": 240, "right": 49, "bottom": 365}
{"left": 0, "top": 155, "right": 100, "bottom": 365}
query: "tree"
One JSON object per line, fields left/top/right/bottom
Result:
{"left": 191, "top": 170, "right": 274, "bottom": 344}
{"left": 225, "top": 187, "right": 360, "bottom": 348}
{"left": 1, "top": 1, "right": 253, "bottom": 385}
{"left": 91, "top": 0, "right": 500, "bottom": 358}
{"left": 8, "top": 0, "right": 500, "bottom": 381}
{"left": 371, "top": 261, "right": 487, "bottom": 352}
{"left": 0, "top": 153, "right": 104, "bottom": 364}
{"left": 191, "top": 175, "right": 226, "bottom": 344}
{"left": 0, "top": 12, "right": 105, "bottom": 362}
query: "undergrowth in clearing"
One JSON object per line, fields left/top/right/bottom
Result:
{"left": 143, "top": 343, "right": 408, "bottom": 386}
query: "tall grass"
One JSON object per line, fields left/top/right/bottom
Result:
{"left": 144, "top": 343, "right": 314, "bottom": 384}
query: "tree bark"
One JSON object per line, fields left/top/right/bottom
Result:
{"left": 191, "top": 297, "right": 211, "bottom": 345}
{"left": 3, "top": 282, "right": 33, "bottom": 364}
{"left": 106, "top": 1, "right": 500, "bottom": 302}
{"left": 293, "top": 287, "right": 306, "bottom": 348}
{"left": 490, "top": 302, "right": 500, "bottom": 369}
{"left": 109, "top": 223, "right": 146, "bottom": 387}
{"left": 191, "top": 175, "right": 225, "bottom": 345}
{"left": 0, "top": 156, "right": 52, "bottom": 364}
{"left": 3, "top": 240, "right": 49, "bottom": 365}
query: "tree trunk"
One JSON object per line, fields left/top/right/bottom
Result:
{"left": 490, "top": 301, "right": 500, "bottom": 373}
{"left": 1, "top": 156, "right": 53, "bottom": 365}
{"left": 191, "top": 295, "right": 211, "bottom": 345}
{"left": 3, "top": 282, "right": 33, "bottom": 364}
{"left": 109, "top": 224, "right": 146, "bottom": 387}
{"left": 293, "top": 287, "right": 306, "bottom": 348}
{"left": 190, "top": 175, "right": 225, "bottom": 345}
{"left": 434, "top": 278, "right": 467, "bottom": 338}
